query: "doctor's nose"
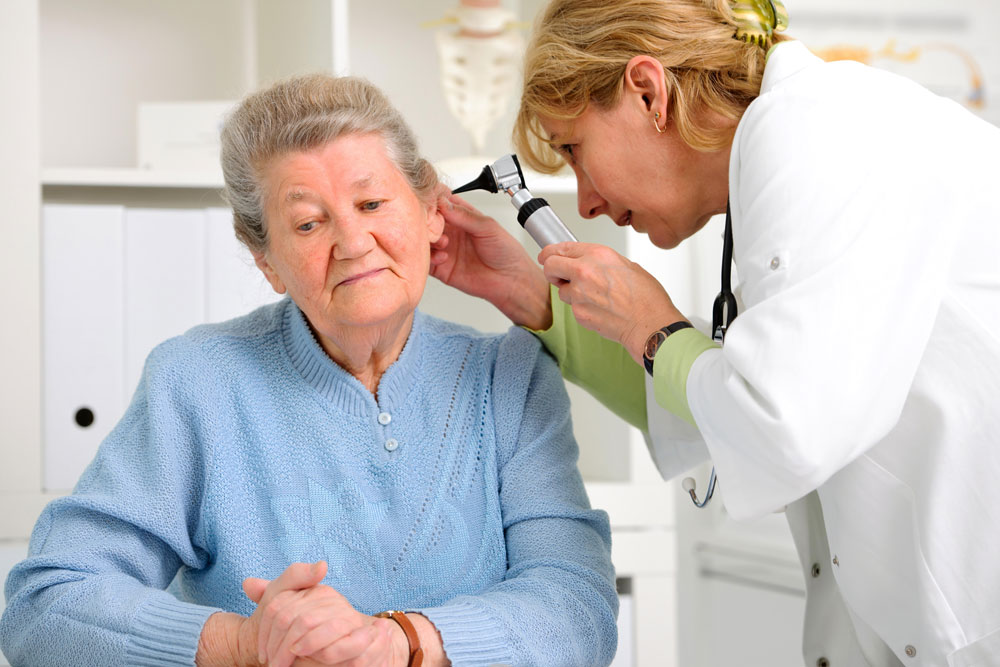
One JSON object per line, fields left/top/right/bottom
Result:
{"left": 575, "top": 173, "right": 607, "bottom": 219}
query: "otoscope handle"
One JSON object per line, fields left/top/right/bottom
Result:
{"left": 509, "top": 188, "right": 577, "bottom": 247}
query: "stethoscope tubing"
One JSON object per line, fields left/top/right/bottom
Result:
{"left": 689, "top": 201, "right": 738, "bottom": 508}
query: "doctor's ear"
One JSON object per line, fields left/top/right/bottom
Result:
{"left": 623, "top": 55, "right": 669, "bottom": 119}
{"left": 252, "top": 251, "right": 287, "bottom": 295}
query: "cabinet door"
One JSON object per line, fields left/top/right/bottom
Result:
{"left": 205, "top": 207, "right": 281, "bottom": 323}
{"left": 42, "top": 204, "right": 125, "bottom": 492}
{"left": 123, "top": 208, "right": 206, "bottom": 397}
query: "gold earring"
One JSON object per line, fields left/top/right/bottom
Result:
{"left": 652, "top": 111, "right": 666, "bottom": 134}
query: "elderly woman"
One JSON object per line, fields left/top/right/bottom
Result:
{"left": 0, "top": 75, "right": 617, "bottom": 667}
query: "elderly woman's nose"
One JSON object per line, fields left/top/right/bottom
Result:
{"left": 332, "top": 222, "right": 376, "bottom": 259}
{"left": 576, "top": 173, "right": 607, "bottom": 219}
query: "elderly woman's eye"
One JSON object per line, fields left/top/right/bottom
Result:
{"left": 362, "top": 200, "right": 383, "bottom": 211}
{"left": 297, "top": 221, "right": 318, "bottom": 232}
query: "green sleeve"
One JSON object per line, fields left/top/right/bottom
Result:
{"left": 528, "top": 286, "right": 647, "bottom": 429}
{"left": 651, "top": 328, "right": 719, "bottom": 426}
{"left": 529, "top": 286, "right": 720, "bottom": 429}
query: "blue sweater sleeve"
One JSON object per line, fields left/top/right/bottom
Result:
{"left": 0, "top": 337, "right": 221, "bottom": 666}
{"left": 415, "top": 328, "right": 619, "bottom": 667}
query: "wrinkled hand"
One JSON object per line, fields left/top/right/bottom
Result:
{"left": 241, "top": 562, "right": 402, "bottom": 667}
{"left": 430, "top": 193, "right": 552, "bottom": 330}
{"left": 538, "top": 242, "right": 687, "bottom": 364}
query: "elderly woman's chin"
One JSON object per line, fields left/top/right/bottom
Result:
{"left": 313, "top": 273, "right": 428, "bottom": 334}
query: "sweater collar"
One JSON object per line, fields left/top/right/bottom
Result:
{"left": 281, "top": 299, "right": 424, "bottom": 415}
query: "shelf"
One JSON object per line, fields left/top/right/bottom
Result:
{"left": 42, "top": 163, "right": 578, "bottom": 194}
{"left": 42, "top": 167, "right": 225, "bottom": 189}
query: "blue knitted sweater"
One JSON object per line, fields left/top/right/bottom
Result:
{"left": 1, "top": 299, "right": 617, "bottom": 666}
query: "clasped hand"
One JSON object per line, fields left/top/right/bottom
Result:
{"left": 239, "top": 561, "right": 404, "bottom": 667}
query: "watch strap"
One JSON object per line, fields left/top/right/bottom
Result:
{"left": 643, "top": 321, "right": 694, "bottom": 375}
{"left": 376, "top": 611, "right": 423, "bottom": 667}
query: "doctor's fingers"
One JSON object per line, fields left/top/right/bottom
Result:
{"left": 542, "top": 250, "right": 623, "bottom": 296}
{"left": 439, "top": 194, "right": 504, "bottom": 235}
{"left": 538, "top": 241, "right": 623, "bottom": 265}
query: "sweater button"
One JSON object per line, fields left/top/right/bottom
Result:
{"left": 384, "top": 438, "right": 399, "bottom": 452}
{"left": 378, "top": 412, "right": 392, "bottom": 425}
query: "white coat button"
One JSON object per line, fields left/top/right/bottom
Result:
{"left": 770, "top": 256, "right": 781, "bottom": 270}
{"left": 378, "top": 412, "right": 392, "bottom": 425}
{"left": 905, "top": 645, "right": 916, "bottom": 658}
{"left": 384, "top": 438, "right": 399, "bottom": 452}
{"left": 817, "top": 658, "right": 829, "bottom": 667}
{"left": 811, "top": 563, "right": 821, "bottom": 578}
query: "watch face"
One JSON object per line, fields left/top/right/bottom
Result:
{"left": 644, "top": 330, "right": 666, "bottom": 359}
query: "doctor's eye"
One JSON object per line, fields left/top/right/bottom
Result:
{"left": 361, "top": 200, "right": 384, "bottom": 212}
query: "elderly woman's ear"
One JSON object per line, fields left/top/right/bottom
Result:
{"left": 425, "top": 193, "right": 446, "bottom": 245}
{"left": 252, "top": 252, "right": 287, "bottom": 295}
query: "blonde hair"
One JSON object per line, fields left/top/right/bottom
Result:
{"left": 514, "top": 0, "right": 791, "bottom": 172}
{"left": 220, "top": 75, "right": 438, "bottom": 253}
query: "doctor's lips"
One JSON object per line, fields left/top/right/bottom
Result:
{"left": 615, "top": 211, "right": 632, "bottom": 227}
{"left": 338, "top": 268, "right": 385, "bottom": 286}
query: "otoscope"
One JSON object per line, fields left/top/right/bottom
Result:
{"left": 451, "top": 154, "right": 577, "bottom": 247}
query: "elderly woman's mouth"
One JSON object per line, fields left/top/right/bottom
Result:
{"left": 338, "top": 268, "right": 385, "bottom": 286}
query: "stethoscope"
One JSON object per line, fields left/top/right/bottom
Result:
{"left": 681, "top": 201, "right": 737, "bottom": 508}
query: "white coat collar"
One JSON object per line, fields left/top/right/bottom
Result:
{"left": 760, "top": 41, "right": 824, "bottom": 95}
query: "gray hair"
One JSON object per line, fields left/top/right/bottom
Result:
{"left": 220, "top": 74, "right": 439, "bottom": 254}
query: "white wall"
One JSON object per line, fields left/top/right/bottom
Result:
{"left": 0, "top": 2, "right": 41, "bottom": 665}
{"left": 40, "top": 0, "right": 250, "bottom": 168}
{"left": 0, "top": 2, "right": 42, "bottom": 497}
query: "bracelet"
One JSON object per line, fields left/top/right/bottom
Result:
{"left": 376, "top": 610, "right": 424, "bottom": 667}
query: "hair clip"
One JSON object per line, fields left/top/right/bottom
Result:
{"left": 732, "top": 0, "right": 789, "bottom": 47}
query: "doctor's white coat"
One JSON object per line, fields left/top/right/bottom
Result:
{"left": 645, "top": 41, "right": 1000, "bottom": 666}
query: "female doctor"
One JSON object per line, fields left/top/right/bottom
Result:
{"left": 429, "top": 0, "right": 1000, "bottom": 664}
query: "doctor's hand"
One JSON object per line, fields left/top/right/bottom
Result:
{"left": 539, "top": 242, "right": 687, "bottom": 365}
{"left": 242, "top": 562, "right": 404, "bottom": 667}
{"left": 430, "top": 193, "right": 553, "bottom": 330}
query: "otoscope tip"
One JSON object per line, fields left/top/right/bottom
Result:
{"left": 451, "top": 164, "right": 499, "bottom": 195}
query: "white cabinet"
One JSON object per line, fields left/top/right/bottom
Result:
{"left": 123, "top": 209, "right": 208, "bottom": 397}
{"left": 40, "top": 204, "right": 283, "bottom": 492}
{"left": 42, "top": 205, "right": 126, "bottom": 491}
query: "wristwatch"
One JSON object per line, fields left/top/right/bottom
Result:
{"left": 643, "top": 321, "right": 693, "bottom": 375}
{"left": 375, "top": 610, "right": 423, "bottom": 667}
